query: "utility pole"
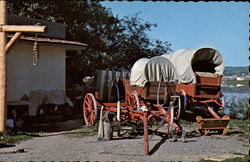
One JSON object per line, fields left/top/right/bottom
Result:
{"left": 0, "top": 1, "right": 46, "bottom": 131}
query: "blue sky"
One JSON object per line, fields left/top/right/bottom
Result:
{"left": 101, "top": 2, "right": 249, "bottom": 67}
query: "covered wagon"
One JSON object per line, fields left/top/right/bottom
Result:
{"left": 83, "top": 56, "right": 184, "bottom": 155}
{"left": 82, "top": 47, "right": 230, "bottom": 155}
{"left": 127, "top": 56, "right": 178, "bottom": 102}
{"left": 162, "top": 47, "right": 229, "bottom": 135}
{"left": 161, "top": 47, "right": 224, "bottom": 109}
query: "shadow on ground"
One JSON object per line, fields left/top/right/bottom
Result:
{"left": 21, "top": 114, "right": 84, "bottom": 133}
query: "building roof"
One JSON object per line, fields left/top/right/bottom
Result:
{"left": 8, "top": 35, "right": 87, "bottom": 51}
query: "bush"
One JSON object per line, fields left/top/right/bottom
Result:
{"left": 0, "top": 131, "right": 10, "bottom": 145}
{"left": 224, "top": 97, "right": 249, "bottom": 119}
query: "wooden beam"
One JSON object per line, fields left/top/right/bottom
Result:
{"left": 0, "top": 25, "right": 46, "bottom": 33}
{"left": 0, "top": 0, "right": 7, "bottom": 132}
{"left": 0, "top": 1, "right": 46, "bottom": 131}
{"left": 5, "top": 32, "right": 22, "bottom": 53}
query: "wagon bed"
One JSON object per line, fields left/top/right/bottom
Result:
{"left": 124, "top": 79, "right": 176, "bottom": 101}
{"left": 176, "top": 72, "right": 222, "bottom": 100}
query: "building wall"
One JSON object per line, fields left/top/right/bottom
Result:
{"left": 7, "top": 42, "right": 65, "bottom": 101}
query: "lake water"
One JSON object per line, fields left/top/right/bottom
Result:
{"left": 222, "top": 86, "right": 248, "bottom": 104}
{"left": 222, "top": 86, "right": 249, "bottom": 118}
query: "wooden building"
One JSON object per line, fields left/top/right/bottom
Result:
{"left": 7, "top": 15, "right": 86, "bottom": 102}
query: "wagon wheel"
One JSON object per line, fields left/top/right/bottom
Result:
{"left": 83, "top": 93, "right": 98, "bottom": 126}
{"left": 126, "top": 91, "right": 140, "bottom": 111}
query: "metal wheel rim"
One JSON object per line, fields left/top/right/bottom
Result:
{"left": 169, "top": 106, "right": 174, "bottom": 137}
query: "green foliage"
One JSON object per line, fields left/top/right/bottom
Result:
{"left": 0, "top": 131, "right": 10, "bottom": 144}
{"left": 224, "top": 97, "right": 249, "bottom": 119}
{"left": 224, "top": 80, "right": 249, "bottom": 87}
{"left": 222, "top": 156, "right": 249, "bottom": 162}
{"left": 0, "top": 126, "right": 98, "bottom": 145}
{"left": 224, "top": 66, "right": 249, "bottom": 76}
{"left": 0, "top": 131, "right": 31, "bottom": 145}
{"left": 199, "top": 155, "right": 249, "bottom": 162}
{"left": 8, "top": 1, "right": 172, "bottom": 85}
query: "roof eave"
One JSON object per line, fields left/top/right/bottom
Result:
{"left": 8, "top": 34, "right": 87, "bottom": 51}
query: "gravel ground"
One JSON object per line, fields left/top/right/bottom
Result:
{"left": 0, "top": 117, "right": 249, "bottom": 162}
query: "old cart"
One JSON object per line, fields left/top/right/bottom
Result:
{"left": 82, "top": 47, "right": 230, "bottom": 155}
{"left": 83, "top": 56, "right": 183, "bottom": 155}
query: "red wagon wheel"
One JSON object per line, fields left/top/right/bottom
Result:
{"left": 126, "top": 91, "right": 140, "bottom": 111}
{"left": 83, "top": 93, "right": 97, "bottom": 126}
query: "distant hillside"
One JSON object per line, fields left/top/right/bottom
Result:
{"left": 224, "top": 66, "right": 249, "bottom": 76}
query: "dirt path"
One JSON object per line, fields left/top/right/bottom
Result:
{"left": 0, "top": 118, "right": 249, "bottom": 161}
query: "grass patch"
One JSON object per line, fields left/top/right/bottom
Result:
{"left": 222, "top": 155, "right": 249, "bottom": 162}
{"left": 65, "top": 125, "right": 98, "bottom": 138}
{"left": 232, "top": 152, "right": 246, "bottom": 156}
{"left": 229, "top": 119, "right": 250, "bottom": 139}
{"left": 0, "top": 131, "right": 34, "bottom": 145}
{"left": 199, "top": 155, "right": 249, "bottom": 162}
{"left": 0, "top": 126, "right": 99, "bottom": 145}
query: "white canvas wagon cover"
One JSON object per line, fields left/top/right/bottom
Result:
{"left": 130, "top": 56, "right": 178, "bottom": 87}
{"left": 130, "top": 58, "right": 149, "bottom": 87}
{"left": 161, "top": 47, "right": 224, "bottom": 83}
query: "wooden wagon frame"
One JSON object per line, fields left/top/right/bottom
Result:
{"left": 83, "top": 78, "right": 183, "bottom": 155}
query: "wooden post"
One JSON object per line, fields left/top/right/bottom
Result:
{"left": 0, "top": 1, "right": 46, "bottom": 132}
{"left": 143, "top": 112, "right": 149, "bottom": 155}
{"left": 0, "top": 0, "right": 7, "bottom": 131}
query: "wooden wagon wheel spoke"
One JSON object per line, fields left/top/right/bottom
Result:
{"left": 87, "top": 103, "right": 93, "bottom": 111}
{"left": 84, "top": 98, "right": 92, "bottom": 111}
{"left": 83, "top": 93, "right": 98, "bottom": 126}
{"left": 84, "top": 101, "right": 90, "bottom": 109}
{"left": 84, "top": 109, "right": 90, "bottom": 115}
{"left": 88, "top": 112, "right": 94, "bottom": 123}
{"left": 86, "top": 110, "right": 93, "bottom": 125}
{"left": 84, "top": 101, "right": 91, "bottom": 114}
{"left": 90, "top": 112, "right": 96, "bottom": 125}
{"left": 90, "top": 111, "right": 95, "bottom": 119}
{"left": 86, "top": 96, "right": 92, "bottom": 107}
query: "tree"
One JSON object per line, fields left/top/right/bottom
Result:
{"left": 107, "top": 13, "right": 172, "bottom": 69}
{"left": 8, "top": 0, "right": 172, "bottom": 85}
